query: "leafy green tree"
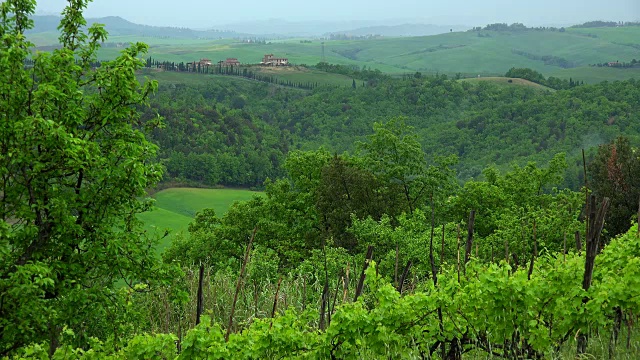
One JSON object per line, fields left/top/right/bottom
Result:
{"left": 357, "top": 117, "right": 458, "bottom": 215}
{"left": 0, "top": 0, "right": 165, "bottom": 354}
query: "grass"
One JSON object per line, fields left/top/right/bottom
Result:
{"left": 546, "top": 66, "right": 640, "bottom": 83}
{"left": 252, "top": 66, "right": 355, "bottom": 87}
{"left": 139, "top": 188, "right": 262, "bottom": 252}
{"left": 137, "top": 65, "right": 356, "bottom": 88}
{"left": 30, "top": 26, "right": 640, "bottom": 83}
{"left": 460, "top": 76, "right": 555, "bottom": 91}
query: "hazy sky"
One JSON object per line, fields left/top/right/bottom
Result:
{"left": 36, "top": 0, "right": 640, "bottom": 28}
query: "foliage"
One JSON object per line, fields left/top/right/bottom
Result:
{"left": 13, "top": 227, "right": 640, "bottom": 358}
{"left": 505, "top": 67, "right": 581, "bottom": 88}
{"left": 589, "top": 136, "right": 640, "bottom": 239}
{"left": 0, "top": 0, "right": 167, "bottom": 354}
{"left": 141, "top": 71, "right": 640, "bottom": 189}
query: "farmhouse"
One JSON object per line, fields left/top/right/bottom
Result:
{"left": 219, "top": 58, "right": 241, "bottom": 66}
{"left": 261, "top": 54, "right": 288, "bottom": 66}
{"left": 195, "top": 58, "right": 212, "bottom": 66}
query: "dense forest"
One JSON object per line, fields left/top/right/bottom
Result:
{"left": 3, "top": 1, "right": 640, "bottom": 359}
{"left": 146, "top": 69, "right": 640, "bottom": 190}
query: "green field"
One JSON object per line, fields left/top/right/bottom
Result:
{"left": 30, "top": 26, "right": 640, "bottom": 84}
{"left": 138, "top": 188, "right": 261, "bottom": 252}
{"left": 460, "top": 76, "right": 555, "bottom": 91}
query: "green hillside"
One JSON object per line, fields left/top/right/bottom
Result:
{"left": 138, "top": 188, "right": 262, "bottom": 251}
{"left": 460, "top": 76, "right": 555, "bottom": 91}
{"left": 29, "top": 25, "right": 640, "bottom": 83}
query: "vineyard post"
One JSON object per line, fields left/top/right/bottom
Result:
{"left": 582, "top": 149, "right": 589, "bottom": 239}
{"left": 343, "top": 262, "right": 350, "bottom": 303}
{"left": 456, "top": 224, "right": 461, "bottom": 283}
{"left": 329, "top": 272, "right": 342, "bottom": 326}
{"left": 441, "top": 224, "right": 446, "bottom": 265}
{"left": 577, "top": 195, "right": 610, "bottom": 354}
{"left": 563, "top": 232, "right": 567, "bottom": 263}
{"left": 301, "top": 276, "right": 307, "bottom": 312}
{"left": 527, "top": 220, "right": 537, "bottom": 280}
{"left": 397, "top": 261, "right": 412, "bottom": 294}
{"left": 196, "top": 263, "right": 205, "bottom": 325}
{"left": 320, "top": 242, "right": 330, "bottom": 331}
{"left": 429, "top": 194, "right": 438, "bottom": 285}
{"left": 464, "top": 210, "right": 476, "bottom": 274}
{"left": 637, "top": 195, "right": 640, "bottom": 237}
{"left": 269, "top": 276, "right": 283, "bottom": 329}
{"left": 429, "top": 195, "right": 446, "bottom": 360}
{"left": 394, "top": 243, "right": 399, "bottom": 288}
{"left": 226, "top": 227, "right": 257, "bottom": 342}
{"left": 354, "top": 246, "right": 374, "bottom": 301}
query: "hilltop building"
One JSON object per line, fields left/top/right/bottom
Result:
{"left": 219, "top": 58, "right": 241, "bottom": 66}
{"left": 195, "top": 58, "right": 212, "bottom": 66}
{"left": 261, "top": 54, "right": 288, "bottom": 66}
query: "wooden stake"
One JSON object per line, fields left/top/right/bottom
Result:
{"left": 563, "top": 232, "right": 567, "bottom": 263}
{"left": 394, "top": 243, "right": 399, "bottom": 288}
{"left": 226, "top": 227, "right": 257, "bottom": 342}
{"left": 397, "top": 261, "right": 412, "bottom": 294}
{"left": 464, "top": 210, "right": 476, "bottom": 273}
{"left": 456, "top": 224, "right": 461, "bottom": 283}
{"left": 354, "top": 246, "right": 374, "bottom": 301}
{"left": 196, "top": 263, "right": 205, "bottom": 325}
{"left": 441, "top": 224, "right": 446, "bottom": 265}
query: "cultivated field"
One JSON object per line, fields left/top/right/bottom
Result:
{"left": 460, "top": 76, "right": 555, "bottom": 91}
{"left": 31, "top": 26, "right": 640, "bottom": 83}
{"left": 138, "top": 188, "right": 262, "bottom": 252}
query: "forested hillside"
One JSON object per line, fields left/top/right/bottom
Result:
{"left": 146, "top": 72, "right": 640, "bottom": 189}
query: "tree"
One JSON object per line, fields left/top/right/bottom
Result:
{"left": 357, "top": 117, "right": 457, "bottom": 215}
{"left": 0, "top": 0, "right": 165, "bottom": 354}
{"left": 589, "top": 136, "right": 640, "bottom": 239}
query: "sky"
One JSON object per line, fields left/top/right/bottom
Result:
{"left": 36, "top": 0, "right": 640, "bottom": 29}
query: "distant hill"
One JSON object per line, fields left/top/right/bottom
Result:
{"left": 217, "top": 19, "right": 465, "bottom": 37}
{"left": 328, "top": 23, "right": 469, "bottom": 37}
{"left": 28, "top": 15, "right": 246, "bottom": 40}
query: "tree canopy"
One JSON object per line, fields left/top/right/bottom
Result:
{"left": 0, "top": 0, "right": 167, "bottom": 354}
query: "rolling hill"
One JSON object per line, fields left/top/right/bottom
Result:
{"left": 27, "top": 17, "right": 640, "bottom": 83}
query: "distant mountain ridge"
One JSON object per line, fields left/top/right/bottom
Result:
{"left": 328, "top": 23, "right": 470, "bottom": 37}
{"left": 28, "top": 15, "right": 246, "bottom": 40}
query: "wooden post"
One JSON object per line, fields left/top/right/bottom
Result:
{"left": 354, "top": 246, "right": 374, "bottom": 301}
{"left": 195, "top": 263, "right": 205, "bottom": 325}
{"left": 343, "top": 262, "right": 350, "bottom": 303}
{"left": 394, "top": 243, "right": 399, "bottom": 288}
{"left": 441, "top": 224, "right": 446, "bottom": 265}
{"left": 397, "top": 261, "right": 412, "bottom": 294}
{"left": 226, "top": 227, "right": 257, "bottom": 342}
{"left": 456, "top": 224, "right": 461, "bottom": 283}
{"left": 464, "top": 210, "right": 476, "bottom": 274}
{"left": 577, "top": 196, "right": 610, "bottom": 355}
{"left": 563, "top": 232, "right": 567, "bottom": 263}
{"left": 527, "top": 220, "right": 537, "bottom": 280}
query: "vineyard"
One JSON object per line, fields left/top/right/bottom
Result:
{"left": 19, "top": 222, "right": 640, "bottom": 359}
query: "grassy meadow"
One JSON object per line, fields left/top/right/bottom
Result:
{"left": 138, "top": 188, "right": 261, "bottom": 252}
